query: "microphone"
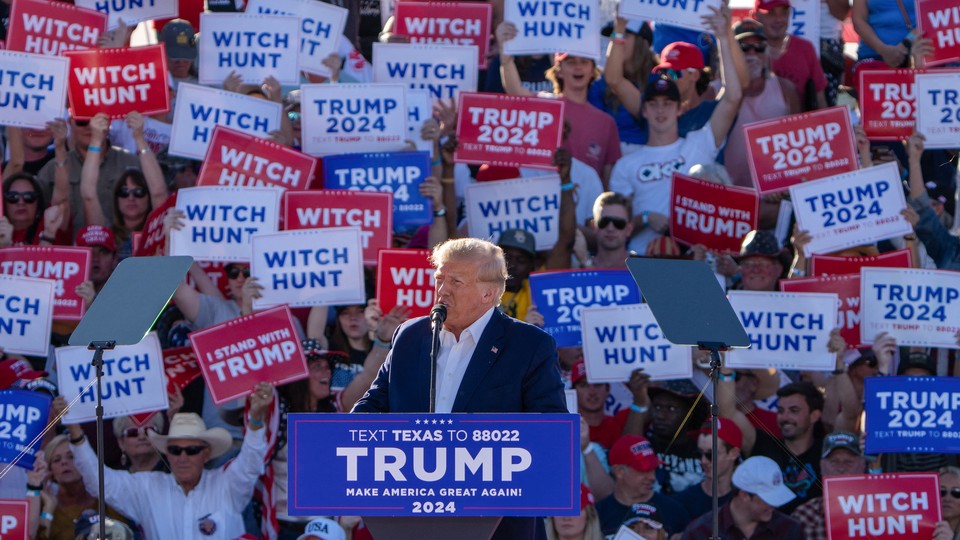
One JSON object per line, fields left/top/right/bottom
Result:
{"left": 429, "top": 303, "right": 447, "bottom": 412}
{"left": 430, "top": 303, "right": 447, "bottom": 325}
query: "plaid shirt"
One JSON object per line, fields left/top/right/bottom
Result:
{"left": 680, "top": 500, "right": 804, "bottom": 540}
{"left": 791, "top": 497, "right": 826, "bottom": 540}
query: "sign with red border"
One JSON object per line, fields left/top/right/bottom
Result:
{"left": 65, "top": 44, "right": 170, "bottom": 120}
{"left": 456, "top": 92, "right": 564, "bottom": 170}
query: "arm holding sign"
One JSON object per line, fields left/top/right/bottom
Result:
{"left": 910, "top": 36, "right": 934, "bottom": 68}
{"left": 127, "top": 111, "right": 168, "bottom": 209}
{"left": 716, "top": 367, "right": 757, "bottom": 456}
{"left": 497, "top": 22, "right": 536, "bottom": 97}
{"left": 80, "top": 114, "right": 111, "bottom": 227}
{"left": 544, "top": 147, "right": 577, "bottom": 270}
{"left": 704, "top": 6, "right": 744, "bottom": 148}
{"left": 3, "top": 127, "right": 25, "bottom": 178}
{"left": 420, "top": 176, "right": 449, "bottom": 249}
{"left": 904, "top": 132, "right": 960, "bottom": 270}
{"left": 603, "top": 17, "right": 641, "bottom": 117}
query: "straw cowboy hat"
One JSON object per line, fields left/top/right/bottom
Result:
{"left": 147, "top": 413, "right": 232, "bottom": 459}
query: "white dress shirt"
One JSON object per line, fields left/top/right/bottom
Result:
{"left": 434, "top": 307, "right": 496, "bottom": 413}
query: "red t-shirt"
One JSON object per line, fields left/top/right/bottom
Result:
{"left": 559, "top": 97, "right": 622, "bottom": 179}
{"left": 589, "top": 408, "right": 630, "bottom": 450}
{"left": 772, "top": 36, "right": 828, "bottom": 108}
{"left": 747, "top": 406, "right": 782, "bottom": 439}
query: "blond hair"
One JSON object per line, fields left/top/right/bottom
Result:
{"left": 544, "top": 505, "right": 603, "bottom": 540}
{"left": 429, "top": 238, "right": 508, "bottom": 300}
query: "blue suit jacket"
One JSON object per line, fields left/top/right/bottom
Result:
{"left": 352, "top": 307, "right": 566, "bottom": 413}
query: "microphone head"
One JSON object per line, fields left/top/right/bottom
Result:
{"left": 430, "top": 303, "right": 447, "bottom": 323}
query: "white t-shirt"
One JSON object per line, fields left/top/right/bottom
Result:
{"left": 609, "top": 126, "right": 719, "bottom": 254}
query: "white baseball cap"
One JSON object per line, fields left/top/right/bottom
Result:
{"left": 732, "top": 456, "right": 796, "bottom": 507}
{"left": 296, "top": 518, "right": 346, "bottom": 540}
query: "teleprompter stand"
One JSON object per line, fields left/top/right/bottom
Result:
{"left": 69, "top": 256, "right": 192, "bottom": 540}
{"left": 626, "top": 258, "right": 750, "bottom": 540}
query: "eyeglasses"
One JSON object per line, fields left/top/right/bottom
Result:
{"left": 4, "top": 191, "right": 39, "bottom": 204}
{"left": 740, "top": 43, "right": 767, "bottom": 54}
{"left": 120, "top": 426, "right": 157, "bottom": 438}
{"left": 287, "top": 111, "right": 302, "bottom": 122}
{"left": 597, "top": 216, "right": 628, "bottom": 230}
{"left": 226, "top": 266, "right": 251, "bottom": 279}
{"left": 167, "top": 444, "right": 208, "bottom": 456}
{"left": 655, "top": 68, "right": 684, "bottom": 80}
{"left": 698, "top": 450, "right": 713, "bottom": 461}
{"left": 942, "top": 488, "right": 960, "bottom": 499}
{"left": 118, "top": 187, "right": 147, "bottom": 199}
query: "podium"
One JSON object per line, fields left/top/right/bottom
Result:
{"left": 363, "top": 516, "right": 501, "bottom": 540}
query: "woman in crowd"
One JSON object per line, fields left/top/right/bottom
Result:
{"left": 114, "top": 414, "right": 167, "bottom": 473}
{"left": 545, "top": 484, "right": 603, "bottom": 540}
{"left": 0, "top": 173, "right": 70, "bottom": 247}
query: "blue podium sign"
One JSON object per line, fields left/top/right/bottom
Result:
{"left": 0, "top": 389, "right": 51, "bottom": 469}
{"left": 865, "top": 376, "right": 960, "bottom": 454}
{"left": 288, "top": 413, "right": 580, "bottom": 517}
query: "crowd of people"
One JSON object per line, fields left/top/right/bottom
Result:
{"left": 1, "top": 0, "right": 959, "bottom": 538}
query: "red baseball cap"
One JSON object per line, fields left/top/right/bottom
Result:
{"left": 0, "top": 359, "right": 48, "bottom": 390}
{"left": 755, "top": 0, "right": 791, "bottom": 11}
{"left": 609, "top": 435, "right": 660, "bottom": 472}
{"left": 580, "top": 483, "right": 595, "bottom": 509}
{"left": 76, "top": 225, "right": 117, "bottom": 252}
{"left": 700, "top": 417, "right": 743, "bottom": 450}
{"left": 654, "top": 42, "right": 704, "bottom": 72}
{"left": 571, "top": 360, "right": 588, "bottom": 385}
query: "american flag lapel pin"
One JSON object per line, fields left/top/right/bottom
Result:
{"left": 491, "top": 346, "right": 498, "bottom": 354}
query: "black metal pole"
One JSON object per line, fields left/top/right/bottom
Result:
{"left": 698, "top": 342, "right": 725, "bottom": 540}
{"left": 88, "top": 340, "right": 116, "bottom": 540}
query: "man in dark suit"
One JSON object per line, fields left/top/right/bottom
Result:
{"left": 352, "top": 237, "right": 567, "bottom": 538}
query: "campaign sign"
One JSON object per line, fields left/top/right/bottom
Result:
{"left": 0, "top": 390, "right": 51, "bottom": 469}
{"left": 0, "top": 51, "right": 69, "bottom": 129}
{"left": 914, "top": 71, "right": 960, "bottom": 149}
{"left": 135, "top": 192, "right": 177, "bottom": 258}
{"left": 169, "top": 83, "right": 283, "bottom": 160}
{"left": 824, "top": 473, "right": 940, "bottom": 540}
{"left": 74, "top": 0, "right": 177, "bottom": 29}
{"left": 858, "top": 68, "right": 920, "bottom": 141}
{"left": 619, "top": 0, "right": 721, "bottom": 32}
{"left": 251, "top": 228, "right": 366, "bottom": 309}
{"left": 56, "top": 332, "right": 168, "bottom": 424}
{"left": 197, "top": 126, "right": 317, "bottom": 191}
{"left": 395, "top": 2, "right": 492, "bottom": 68}
{"left": 455, "top": 92, "right": 565, "bottom": 170}
{"left": 781, "top": 274, "right": 863, "bottom": 349}
{"left": 407, "top": 89, "right": 434, "bottom": 153}
{"left": 287, "top": 412, "right": 580, "bottom": 516}
{"left": 860, "top": 267, "right": 960, "bottom": 348}
{"left": 198, "top": 13, "right": 301, "bottom": 86}
{"left": 323, "top": 151, "right": 432, "bottom": 228}
{"left": 246, "top": 0, "right": 348, "bottom": 77}
{"left": 6, "top": 0, "right": 105, "bottom": 55}
{"left": 163, "top": 347, "right": 201, "bottom": 392}
{"left": 0, "top": 500, "right": 29, "bottom": 540}
{"left": 503, "top": 0, "right": 600, "bottom": 59}
{"left": 789, "top": 0, "right": 821, "bottom": 54}
{"left": 789, "top": 162, "right": 911, "bottom": 256}
{"left": 465, "top": 176, "right": 561, "bottom": 251}
{"left": 300, "top": 83, "right": 408, "bottom": 155}
{"left": 284, "top": 190, "right": 392, "bottom": 266}
{"left": 529, "top": 269, "right": 641, "bottom": 348}
{"left": 865, "top": 377, "right": 960, "bottom": 454}
{"left": 376, "top": 249, "right": 435, "bottom": 317}
{"left": 169, "top": 186, "right": 281, "bottom": 262}
{"left": 189, "top": 305, "right": 309, "bottom": 405}
{"left": 726, "top": 290, "right": 837, "bottom": 371}
{"left": 0, "top": 246, "right": 91, "bottom": 321}
{"left": 670, "top": 173, "right": 758, "bottom": 252}
{"left": 64, "top": 44, "right": 169, "bottom": 119}
{"left": 744, "top": 106, "right": 857, "bottom": 194}
{"left": 580, "top": 304, "right": 693, "bottom": 382}
{"left": 0, "top": 275, "right": 53, "bottom": 357}
{"left": 917, "top": 0, "right": 960, "bottom": 66}
{"left": 373, "top": 42, "right": 478, "bottom": 100}
{"left": 810, "top": 248, "right": 912, "bottom": 276}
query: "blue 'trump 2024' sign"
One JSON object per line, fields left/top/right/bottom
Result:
{"left": 865, "top": 376, "right": 960, "bottom": 454}
{"left": 287, "top": 413, "right": 579, "bottom": 516}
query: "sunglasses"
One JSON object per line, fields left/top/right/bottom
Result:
{"left": 698, "top": 450, "right": 713, "bottom": 461}
{"left": 942, "top": 488, "right": 960, "bottom": 499}
{"left": 227, "top": 266, "right": 251, "bottom": 279}
{"left": 118, "top": 187, "right": 147, "bottom": 199}
{"left": 120, "top": 426, "right": 157, "bottom": 438}
{"left": 167, "top": 444, "right": 208, "bottom": 456}
{"left": 740, "top": 43, "right": 767, "bottom": 53}
{"left": 287, "top": 111, "right": 302, "bottom": 122}
{"left": 597, "top": 216, "right": 628, "bottom": 230}
{"left": 4, "top": 191, "right": 39, "bottom": 204}
{"left": 74, "top": 119, "right": 90, "bottom": 127}
{"left": 655, "top": 68, "right": 684, "bottom": 80}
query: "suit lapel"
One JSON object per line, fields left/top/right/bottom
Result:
{"left": 452, "top": 309, "right": 506, "bottom": 412}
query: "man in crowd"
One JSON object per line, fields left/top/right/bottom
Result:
{"left": 791, "top": 432, "right": 867, "bottom": 540}
{"left": 753, "top": 0, "right": 828, "bottom": 110}
{"left": 672, "top": 418, "right": 743, "bottom": 524}
{"left": 582, "top": 192, "right": 634, "bottom": 269}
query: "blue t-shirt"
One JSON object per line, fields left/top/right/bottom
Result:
{"left": 597, "top": 491, "right": 690, "bottom": 536}
{"left": 856, "top": 0, "right": 915, "bottom": 59}
{"left": 588, "top": 79, "right": 647, "bottom": 145}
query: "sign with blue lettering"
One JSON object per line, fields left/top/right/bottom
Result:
{"left": 55, "top": 332, "right": 168, "bottom": 424}
{"left": 74, "top": 0, "right": 177, "bottom": 30}
{"left": 529, "top": 269, "right": 641, "bottom": 348}
{"left": 169, "top": 82, "right": 283, "bottom": 160}
{"left": 301, "top": 83, "right": 408, "bottom": 155}
{"left": 323, "top": 151, "right": 432, "bottom": 229}
{"left": 789, "top": 0, "right": 821, "bottom": 55}
{"left": 170, "top": 186, "right": 281, "bottom": 262}
{"left": 245, "top": 0, "right": 348, "bottom": 78}
{"left": 199, "top": 13, "right": 301, "bottom": 86}
{"left": 789, "top": 162, "right": 911, "bottom": 255}
{"left": 287, "top": 413, "right": 580, "bottom": 516}
{"left": 619, "top": 0, "right": 721, "bottom": 32}
{"left": 915, "top": 71, "right": 960, "bottom": 150}
{"left": 726, "top": 290, "right": 838, "bottom": 371}
{"left": 0, "top": 275, "right": 54, "bottom": 356}
{"left": 373, "top": 43, "right": 478, "bottom": 100}
{"left": 0, "top": 50, "right": 68, "bottom": 129}
{"left": 580, "top": 304, "right": 693, "bottom": 382}
{"left": 0, "top": 389, "right": 51, "bottom": 469}
{"left": 865, "top": 376, "right": 960, "bottom": 453}
{"left": 503, "top": 0, "right": 601, "bottom": 60}
{"left": 251, "top": 228, "right": 365, "bottom": 309}
{"left": 465, "top": 175, "right": 561, "bottom": 251}
{"left": 860, "top": 267, "right": 960, "bottom": 348}
{"left": 407, "top": 89, "right": 434, "bottom": 153}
